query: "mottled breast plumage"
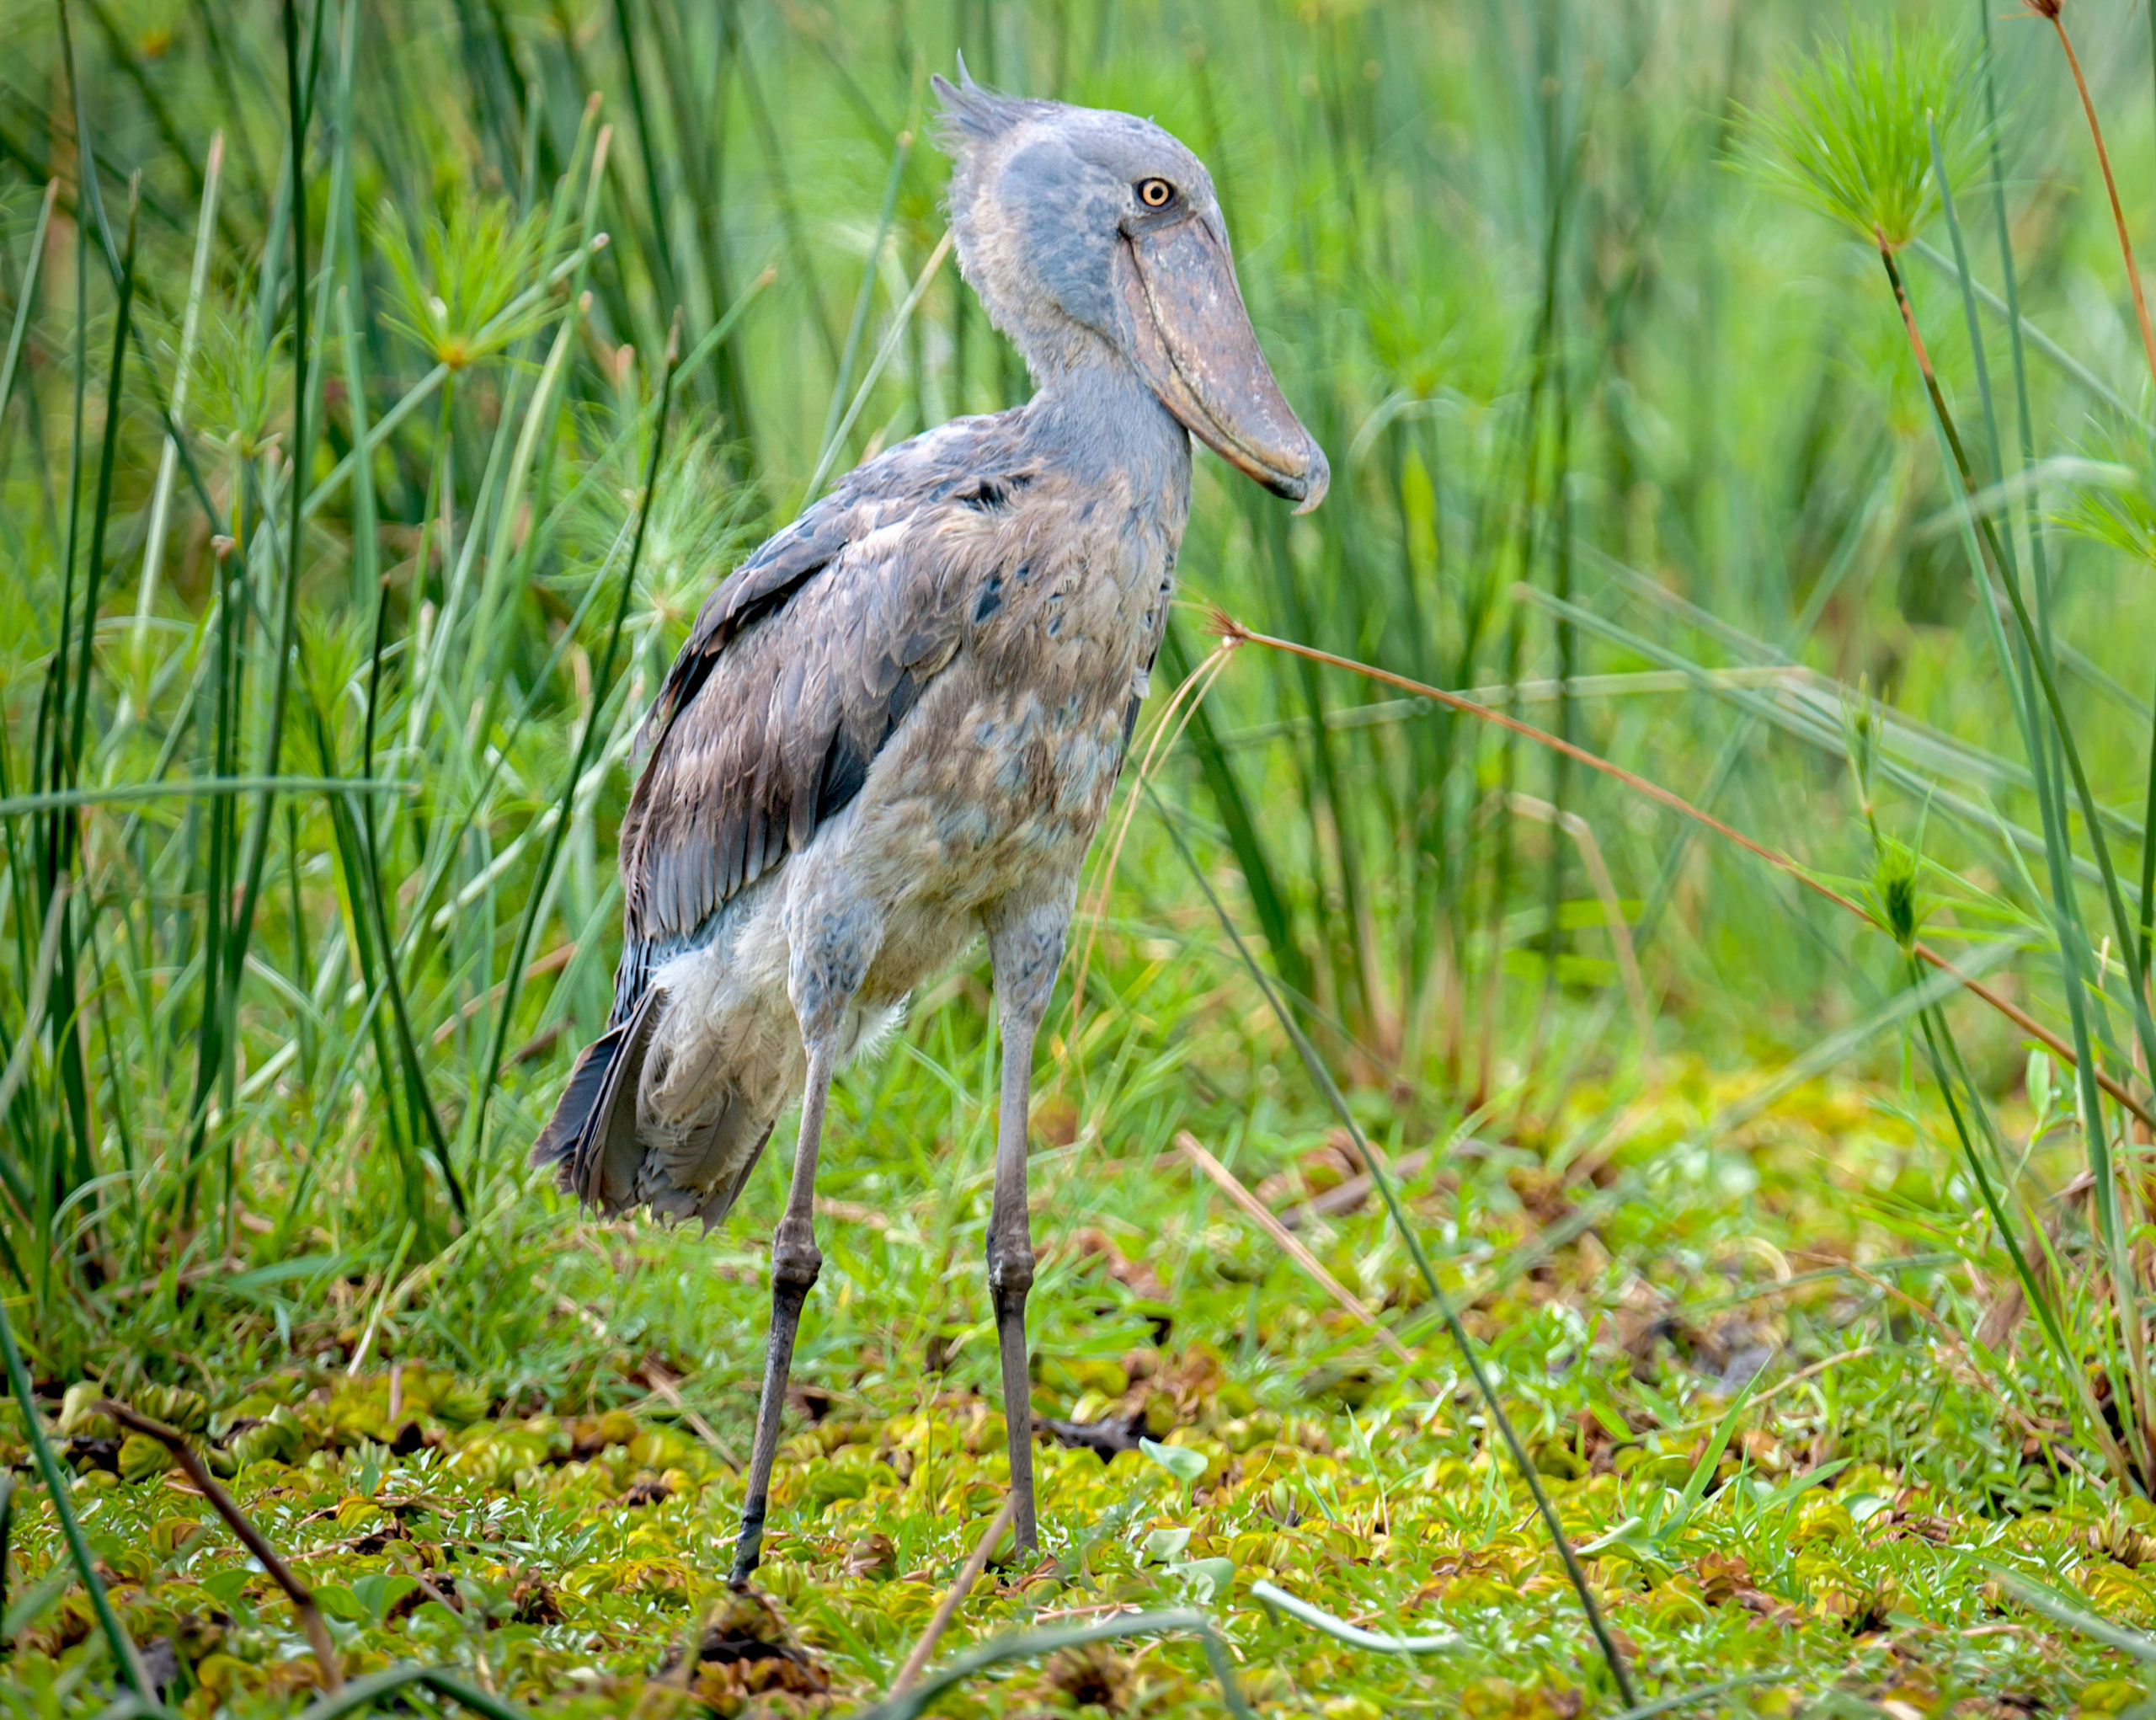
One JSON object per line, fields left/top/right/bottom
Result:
{"left": 609, "top": 413, "right": 1044, "bottom": 1018}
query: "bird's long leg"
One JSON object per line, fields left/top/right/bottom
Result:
{"left": 985, "top": 899, "right": 1070, "bottom": 1557}
{"left": 728, "top": 1034, "right": 835, "bottom": 1590}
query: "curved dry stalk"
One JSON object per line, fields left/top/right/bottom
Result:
{"left": 1063, "top": 636, "right": 1236, "bottom": 1047}
{"left": 1212, "top": 612, "right": 2156, "bottom": 1133}
{"left": 0, "top": 874, "right": 70, "bottom": 1133}
{"left": 2034, "top": 3, "right": 2156, "bottom": 403}
{"left": 1506, "top": 791, "right": 1654, "bottom": 1050}
{"left": 99, "top": 1398, "right": 343, "bottom": 1693}
{"left": 1176, "top": 1130, "right": 1422, "bottom": 1374}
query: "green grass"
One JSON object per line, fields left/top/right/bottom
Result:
{"left": 8, "top": 0, "right": 2156, "bottom": 1713}
{"left": 9, "top": 1062, "right": 2155, "bottom": 1716}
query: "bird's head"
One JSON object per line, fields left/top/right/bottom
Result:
{"left": 933, "top": 67, "right": 1328, "bottom": 513}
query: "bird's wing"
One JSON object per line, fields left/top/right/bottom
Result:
{"left": 611, "top": 417, "right": 1032, "bottom": 1017}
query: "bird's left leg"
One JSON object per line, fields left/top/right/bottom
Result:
{"left": 984, "top": 895, "right": 1071, "bottom": 1557}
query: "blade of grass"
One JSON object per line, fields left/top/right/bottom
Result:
{"left": 802, "top": 232, "right": 953, "bottom": 509}
{"left": 1605, "top": 1674, "right": 1801, "bottom": 1720}
{"left": 1881, "top": 211, "right": 2156, "bottom": 1467}
{"left": 1909, "top": 240, "right": 2150, "bottom": 432}
{"left": 1879, "top": 239, "right": 2156, "bottom": 1085}
{"left": 0, "top": 1292, "right": 149, "bottom": 1694}
{"left": 64, "top": 190, "right": 137, "bottom": 798}
{"left": 1908, "top": 963, "right": 2130, "bottom": 1481}
{"left": 1143, "top": 777, "right": 1640, "bottom": 1707}
{"left": 0, "top": 180, "right": 56, "bottom": 427}
{"left": 131, "top": 135, "right": 224, "bottom": 690}
{"left": 1248, "top": 1579, "right": 1458, "bottom": 1653}
{"left": 291, "top": 1664, "right": 538, "bottom": 1720}
{"left": 1929, "top": 104, "right": 2148, "bottom": 1463}
{"left": 856, "top": 1610, "right": 1252, "bottom": 1720}
{"left": 468, "top": 312, "right": 684, "bottom": 1168}
{"left": 1983, "top": 1562, "right": 2156, "bottom": 1663}
{"left": 820, "top": 129, "right": 912, "bottom": 462}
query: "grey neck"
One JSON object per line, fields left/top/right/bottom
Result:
{"left": 1020, "top": 344, "right": 1192, "bottom": 527}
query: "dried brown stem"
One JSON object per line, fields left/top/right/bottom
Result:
{"left": 1506, "top": 790, "right": 1654, "bottom": 1050}
{"left": 640, "top": 1358, "right": 741, "bottom": 1470}
{"left": 99, "top": 1398, "right": 343, "bottom": 1692}
{"left": 2044, "top": 11, "right": 2156, "bottom": 403}
{"left": 1177, "top": 1130, "right": 1419, "bottom": 1371}
{"left": 1213, "top": 613, "right": 2156, "bottom": 1133}
{"left": 889, "top": 1493, "right": 1017, "bottom": 1696}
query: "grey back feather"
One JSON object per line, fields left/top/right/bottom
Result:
{"left": 609, "top": 411, "right": 1038, "bottom": 1023}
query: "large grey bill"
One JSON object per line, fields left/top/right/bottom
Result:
{"left": 1119, "top": 218, "right": 1330, "bottom": 513}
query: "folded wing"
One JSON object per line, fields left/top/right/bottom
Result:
{"left": 614, "top": 415, "right": 1033, "bottom": 1019}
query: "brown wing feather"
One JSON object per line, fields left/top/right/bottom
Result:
{"left": 610, "top": 415, "right": 1034, "bottom": 1022}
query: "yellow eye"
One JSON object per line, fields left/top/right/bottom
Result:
{"left": 1138, "top": 178, "right": 1175, "bottom": 209}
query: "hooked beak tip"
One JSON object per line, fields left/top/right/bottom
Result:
{"left": 1284, "top": 446, "right": 1330, "bottom": 514}
{"left": 1259, "top": 441, "right": 1328, "bottom": 513}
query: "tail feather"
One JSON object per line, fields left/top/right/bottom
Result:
{"left": 696, "top": 1122, "right": 776, "bottom": 1230}
{"left": 638, "top": 1086, "right": 774, "bottom": 1222}
{"left": 531, "top": 989, "right": 661, "bottom": 1212}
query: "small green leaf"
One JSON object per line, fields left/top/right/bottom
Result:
{"left": 1675, "top": 1370, "right": 1764, "bottom": 1525}
{"left": 199, "top": 1568, "right": 254, "bottom": 1607}
{"left": 1171, "top": 1556, "right": 1236, "bottom": 1603}
{"left": 809, "top": 1466, "right": 869, "bottom": 1505}
{"left": 351, "top": 1571, "right": 419, "bottom": 1624}
{"left": 1140, "top": 1526, "right": 1193, "bottom": 1564}
{"left": 1139, "top": 1437, "right": 1206, "bottom": 1484}
{"left": 312, "top": 1583, "right": 365, "bottom": 1623}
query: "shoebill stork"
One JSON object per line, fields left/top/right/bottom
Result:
{"left": 535, "top": 67, "right": 1327, "bottom": 1586}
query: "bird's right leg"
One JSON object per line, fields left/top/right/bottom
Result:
{"left": 728, "top": 889, "right": 877, "bottom": 1591}
{"left": 726, "top": 1035, "right": 833, "bottom": 1590}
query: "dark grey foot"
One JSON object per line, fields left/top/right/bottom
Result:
{"left": 730, "top": 1260, "right": 817, "bottom": 1591}
{"left": 992, "top": 1280, "right": 1038, "bottom": 1553}
{"left": 727, "top": 1500, "right": 767, "bottom": 1590}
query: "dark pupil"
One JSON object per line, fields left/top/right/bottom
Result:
{"left": 1144, "top": 180, "right": 1169, "bottom": 206}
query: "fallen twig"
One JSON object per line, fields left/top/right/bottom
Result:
{"left": 285, "top": 1661, "right": 535, "bottom": 1720}
{"left": 99, "top": 1398, "right": 343, "bottom": 1692}
{"left": 889, "top": 1493, "right": 1017, "bottom": 1698}
{"left": 1177, "top": 1131, "right": 1417, "bottom": 1371}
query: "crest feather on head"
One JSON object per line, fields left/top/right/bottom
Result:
{"left": 931, "top": 57, "right": 1068, "bottom": 355}
{"left": 929, "top": 55, "right": 1050, "bottom": 155}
